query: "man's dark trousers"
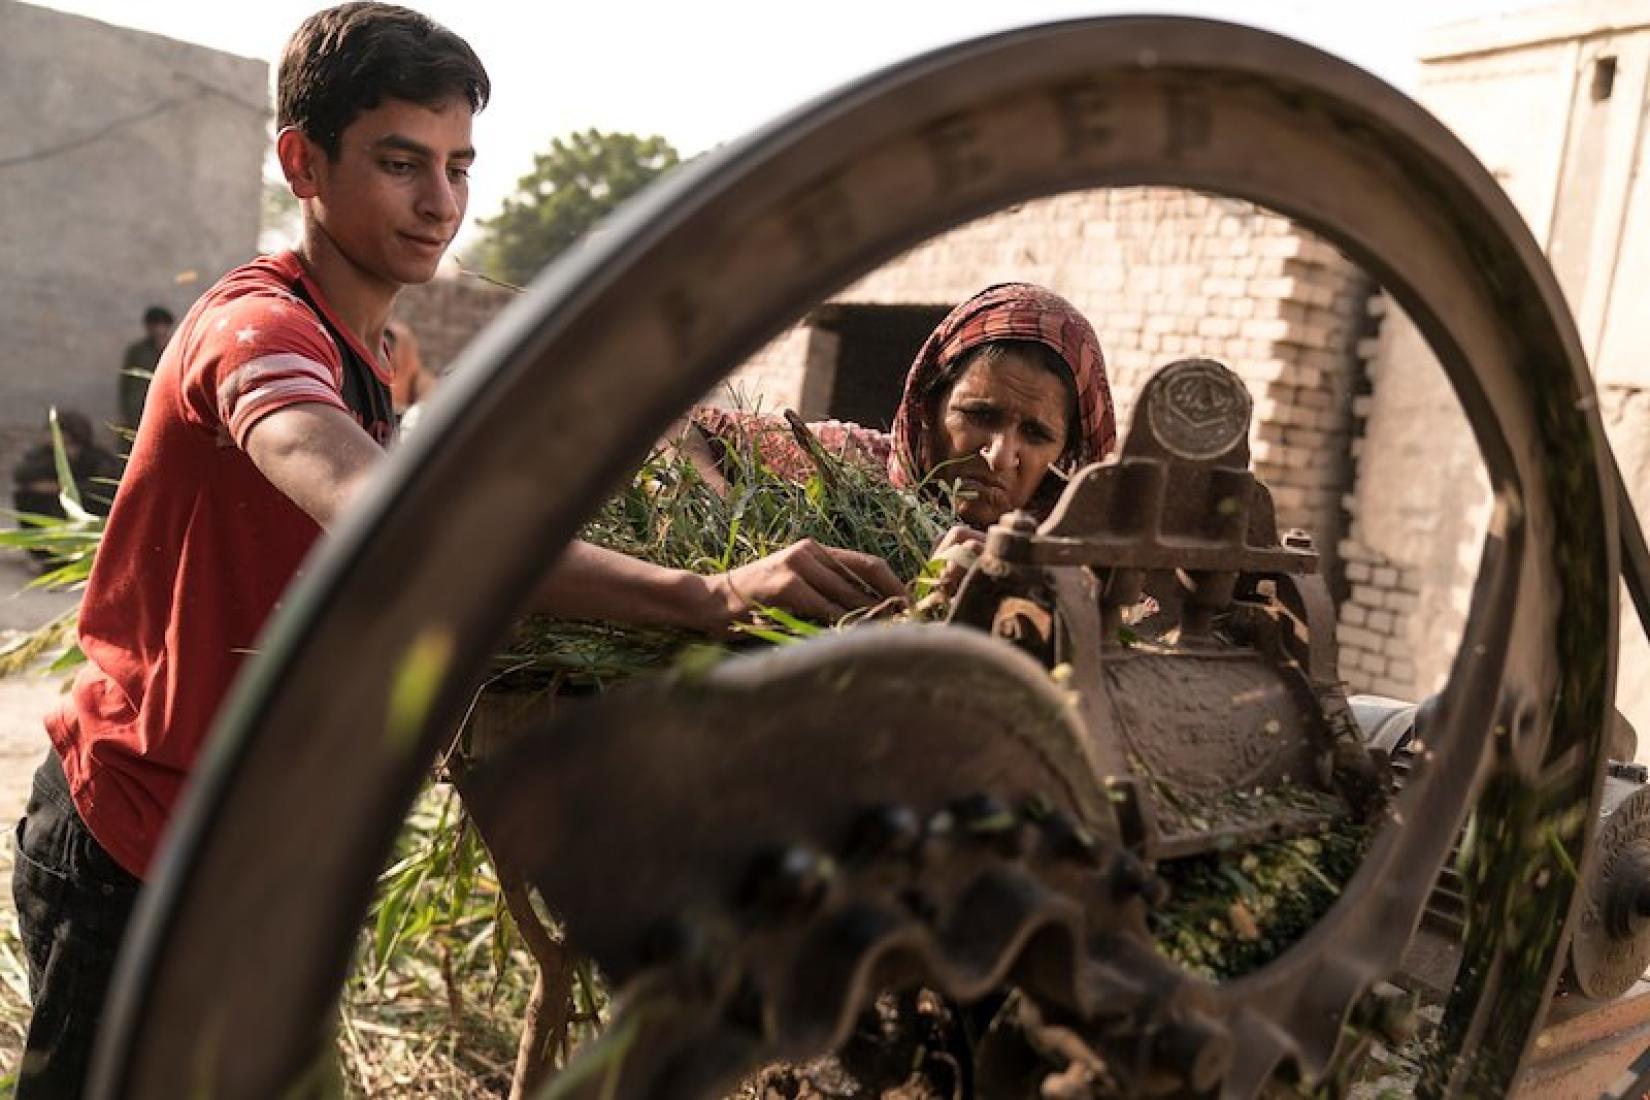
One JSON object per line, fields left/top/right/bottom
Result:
{"left": 11, "top": 751, "right": 141, "bottom": 1098}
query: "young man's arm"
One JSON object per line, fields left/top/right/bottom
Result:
{"left": 243, "top": 404, "right": 905, "bottom": 634}
{"left": 243, "top": 403, "right": 381, "bottom": 529}
{"left": 535, "top": 538, "right": 904, "bottom": 635}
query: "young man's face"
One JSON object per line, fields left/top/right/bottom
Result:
{"left": 300, "top": 96, "right": 475, "bottom": 288}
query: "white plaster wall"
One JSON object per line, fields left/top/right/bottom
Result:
{"left": 0, "top": 1, "right": 268, "bottom": 441}
{"left": 1349, "top": 3, "right": 1650, "bottom": 745}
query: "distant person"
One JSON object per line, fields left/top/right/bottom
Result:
{"left": 118, "top": 305, "right": 175, "bottom": 430}
{"left": 385, "top": 318, "right": 438, "bottom": 414}
{"left": 10, "top": 409, "right": 123, "bottom": 523}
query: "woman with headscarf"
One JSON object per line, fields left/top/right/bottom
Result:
{"left": 687, "top": 282, "right": 1116, "bottom": 532}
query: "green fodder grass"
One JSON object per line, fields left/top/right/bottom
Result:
{"left": 0, "top": 847, "right": 32, "bottom": 1092}
{"left": 338, "top": 785, "right": 571, "bottom": 1097}
{"left": 493, "top": 428, "right": 950, "bottom": 693}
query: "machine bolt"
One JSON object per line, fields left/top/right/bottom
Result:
{"left": 846, "top": 804, "right": 923, "bottom": 860}
{"left": 953, "top": 793, "right": 1015, "bottom": 833}
{"left": 952, "top": 793, "right": 1025, "bottom": 856}
{"left": 1282, "top": 528, "right": 1314, "bottom": 551}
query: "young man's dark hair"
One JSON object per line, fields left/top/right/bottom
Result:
{"left": 141, "top": 305, "right": 174, "bottom": 327}
{"left": 277, "top": 1, "right": 491, "bottom": 159}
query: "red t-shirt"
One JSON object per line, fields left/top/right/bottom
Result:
{"left": 46, "top": 251, "right": 395, "bottom": 878}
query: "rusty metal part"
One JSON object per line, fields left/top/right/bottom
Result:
{"left": 1570, "top": 780, "right": 1650, "bottom": 1000}
{"left": 465, "top": 627, "right": 1124, "bottom": 984}
{"left": 972, "top": 392, "right": 1316, "bottom": 578}
{"left": 957, "top": 360, "right": 1373, "bottom": 863}
{"left": 464, "top": 627, "right": 1243, "bottom": 1098}
{"left": 91, "top": 15, "right": 1615, "bottom": 1100}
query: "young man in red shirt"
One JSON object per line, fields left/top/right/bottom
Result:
{"left": 9, "top": 5, "right": 899, "bottom": 1095}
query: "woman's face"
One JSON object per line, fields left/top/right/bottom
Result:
{"left": 928, "top": 348, "right": 1073, "bottom": 528}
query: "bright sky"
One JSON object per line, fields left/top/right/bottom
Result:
{"left": 40, "top": 0, "right": 1528, "bottom": 252}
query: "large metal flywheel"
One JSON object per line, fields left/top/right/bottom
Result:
{"left": 90, "top": 17, "right": 1616, "bottom": 1099}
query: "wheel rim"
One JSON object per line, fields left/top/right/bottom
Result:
{"left": 92, "top": 16, "right": 1616, "bottom": 1098}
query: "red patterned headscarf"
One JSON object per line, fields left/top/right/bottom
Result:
{"left": 887, "top": 283, "right": 1116, "bottom": 489}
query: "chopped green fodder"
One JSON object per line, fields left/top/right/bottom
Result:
{"left": 491, "top": 424, "right": 950, "bottom": 693}
{"left": 1152, "top": 820, "right": 1368, "bottom": 980}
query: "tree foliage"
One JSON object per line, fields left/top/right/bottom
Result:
{"left": 476, "top": 129, "right": 680, "bottom": 285}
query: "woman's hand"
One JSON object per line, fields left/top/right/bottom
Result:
{"left": 930, "top": 524, "right": 985, "bottom": 597}
{"left": 698, "top": 538, "right": 906, "bottom": 635}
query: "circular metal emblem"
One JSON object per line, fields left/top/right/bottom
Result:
{"left": 1571, "top": 783, "right": 1650, "bottom": 999}
{"left": 1146, "top": 359, "right": 1254, "bottom": 461}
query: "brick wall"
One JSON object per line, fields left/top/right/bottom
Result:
{"left": 1334, "top": 296, "right": 1493, "bottom": 701}
{"left": 707, "top": 327, "right": 839, "bottom": 415}
{"left": 723, "top": 186, "right": 1372, "bottom": 581}
{"left": 393, "top": 276, "right": 517, "bottom": 376}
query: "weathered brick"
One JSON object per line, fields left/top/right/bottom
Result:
{"left": 1350, "top": 583, "right": 1384, "bottom": 607}
{"left": 1242, "top": 318, "right": 1292, "bottom": 341}
{"left": 1384, "top": 591, "right": 1420, "bottom": 614}
{"left": 1339, "top": 539, "right": 1375, "bottom": 563}
{"left": 1338, "top": 623, "right": 1382, "bottom": 651}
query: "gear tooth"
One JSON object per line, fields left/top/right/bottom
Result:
{"left": 775, "top": 903, "right": 911, "bottom": 1052}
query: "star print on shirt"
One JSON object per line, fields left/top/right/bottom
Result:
{"left": 236, "top": 326, "right": 258, "bottom": 345}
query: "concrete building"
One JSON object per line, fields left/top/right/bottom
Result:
{"left": 1339, "top": 0, "right": 1650, "bottom": 738}
{"left": 0, "top": 1, "right": 267, "bottom": 463}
